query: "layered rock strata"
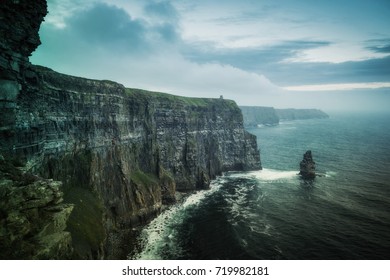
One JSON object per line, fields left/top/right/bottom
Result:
{"left": 0, "top": 156, "right": 73, "bottom": 259}
{"left": 0, "top": 0, "right": 261, "bottom": 259}
{"left": 239, "top": 106, "right": 279, "bottom": 127}
{"left": 240, "top": 106, "right": 329, "bottom": 128}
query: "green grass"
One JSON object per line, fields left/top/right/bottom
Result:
{"left": 35, "top": 65, "right": 239, "bottom": 110}
{"left": 130, "top": 170, "right": 159, "bottom": 187}
{"left": 62, "top": 187, "right": 105, "bottom": 259}
{"left": 125, "top": 88, "right": 238, "bottom": 109}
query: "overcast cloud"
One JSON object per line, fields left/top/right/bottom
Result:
{"left": 31, "top": 0, "right": 390, "bottom": 111}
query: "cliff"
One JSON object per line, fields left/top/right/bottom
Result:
{"left": 239, "top": 106, "right": 279, "bottom": 127}
{"left": 0, "top": 0, "right": 261, "bottom": 259}
{"left": 0, "top": 155, "right": 74, "bottom": 259}
{"left": 240, "top": 106, "right": 329, "bottom": 128}
{"left": 275, "top": 108, "right": 329, "bottom": 121}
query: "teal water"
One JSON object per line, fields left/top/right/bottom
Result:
{"left": 130, "top": 112, "right": 390, "bottom": 259}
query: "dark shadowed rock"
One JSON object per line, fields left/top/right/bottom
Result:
{"left": 0, "top": 156, "right": 73, "bottom": 259}
{"left": 299, "top": 150, "right": 316, "bottom": 179}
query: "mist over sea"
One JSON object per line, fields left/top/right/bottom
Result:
{"left": 130, "top": 112, "right": 390, "bottom": 260}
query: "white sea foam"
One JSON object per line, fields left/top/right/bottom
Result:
{"left": 325, "top": 171, "right": 337, "bottom": 177}
{"left": 228, "top": 168, "right": 298, "bottom": 182}
{"left": 131, "top": 170, "right": 298, "bottom": 259}
{"left": 130, "top": 179, "right": 224, "bottom": 260}
{"left": 252, "top": 169, "right": 298, "bottom": 181}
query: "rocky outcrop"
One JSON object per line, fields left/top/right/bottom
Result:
{"left": 299, "top": 150, "right": 316, "bottom": 179}
{"left": 0, "top": 156, "right": 73, "bottom": 259}
{"left": 275, "top": 109, "right": 329, "bottom": 121}
{"left": 0, "top": 0, "right": 261, "bottom": 259}
{"left": 0, "top": 0, "right": 73, "bottom": 260}
{"left": 0, "top": 0, "right": 47, "bottom": 101}
{"left": 239, "top": 106, "right": 279, "bottom": 127}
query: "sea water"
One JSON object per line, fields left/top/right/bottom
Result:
{"left": 130, "top": 112, "right": 390, "bottom": 259}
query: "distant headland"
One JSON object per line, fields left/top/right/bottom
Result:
{"left": 240, "top": 106, "right": 329, "bottom": 128}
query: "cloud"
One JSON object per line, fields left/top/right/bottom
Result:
{"left": 32, "top": 1, "right": 282, "bottom": 106}
{"left": 182, "top": 40, "right": 390, "bottom": 87}
{"left": 144, "top": 1, "right": 178, "bottom": 22}
{"left": 275, "top": 88, "right": 390, "bottom": 112}
{"left": 68, "top": 3, "right": 147, "bottom": 52}
{"left": 121, "top": 54, "right": 281, "bottom": 102}
{"left": 283, "top": 82, "right": 390, "bottom": 91}
{"left": 274, "top": 56, "right": 390, "bottom": 86}
{"left": 44, "top": 0, "right": 96, "bottom": 28}
{"left": 366, "top": 39, "right": 390, "bottom": 54}
{"left": 183, "top": 40, "right": 331, "bottom": 70}
{"left": 43, "top": 1, "right": 181, "bottom": 53}
{"left": 32, "top": 0, "right": 390, "bottom": 112}
{"left": 142, "top": 1, "right": 180, "bottom": 42}
{"left": 370, "top": 45, "right": 390, "bottom": 53}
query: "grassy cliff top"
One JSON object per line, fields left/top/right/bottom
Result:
{"left": 34, "top": 65, "right": 239, "bottom": 111}
{"left": 125, "top": 87, "right": 238, "bottom": 109}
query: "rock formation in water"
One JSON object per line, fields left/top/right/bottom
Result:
{"left": 299, "top": 150, "right": 316, "bottom": 179}
{"left": 0, "top": 0, "right": 261, "bottom": 259}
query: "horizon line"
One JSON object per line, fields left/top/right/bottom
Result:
{"left": 283, "top": 82, "right": 390, "bottom": 92}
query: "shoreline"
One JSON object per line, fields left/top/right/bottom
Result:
{"left": 126, "top": 190, "right": 196, "bottom": 260}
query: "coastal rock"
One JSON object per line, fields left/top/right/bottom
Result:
{"left": 0, "top": 157, "right": 73, "bottom": 259}
{"left": 0, "top": 0, "right": 261, "bottom": 259}
{"left": 299, "top": 150, "right": 316, "bottom": 179}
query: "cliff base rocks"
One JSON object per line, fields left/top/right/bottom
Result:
{"left": 0, "top": 155, "right": 73, "bottom": 259}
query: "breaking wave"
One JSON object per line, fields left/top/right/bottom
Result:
{"left": 130, "top": 179, "right": 225, "bottom": 260}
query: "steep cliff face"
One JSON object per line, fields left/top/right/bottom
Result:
{"left": 0, "top": 0, "right": 75, "bottom": 260}
{"left": 240, "top": 106, "right": 329, "bottom": 128}
{"left": 240, "top": 106, "right": 279, "bottom": 127}
{"left": 275, "top": 108, "right": 329, "bottom": 121}
{"left": 0, "top": 0, "right": 261, "bottom": 259}
{"left": 0, "top": 0, "right": 47, "bottom": 117}
{"left": 127, "top": 89, "right": 260, "bottom": 190}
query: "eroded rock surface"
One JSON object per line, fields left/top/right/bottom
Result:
{"left": 0, "top": 156, "right": 73, "bottom": 259}
{"left": 299, "top": 150, "right": 316, "bottom": 179}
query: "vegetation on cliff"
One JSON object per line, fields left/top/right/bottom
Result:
{"left": 0, "top": 155, "right": 73, "bottom": 259}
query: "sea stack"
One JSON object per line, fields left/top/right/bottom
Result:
{"left": 299, "top": 150, "right": 316, "bottom": 179}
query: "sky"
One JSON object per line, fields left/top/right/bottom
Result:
{"left": 31, "top": 0, "right": 390, "bottom": 112}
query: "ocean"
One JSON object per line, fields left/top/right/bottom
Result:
{"left": 129, "top": 112, "right": 390, "bottom": 260}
